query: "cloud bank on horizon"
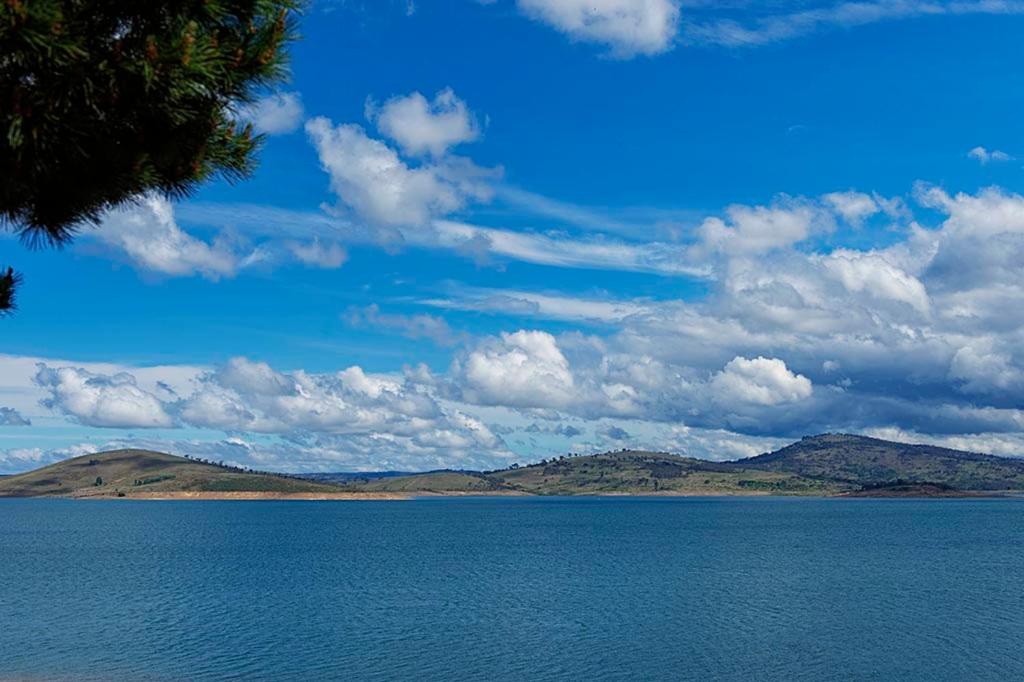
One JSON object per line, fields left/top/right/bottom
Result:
{"left": 3, "top": 0, "right": 1024, "bottom": 473}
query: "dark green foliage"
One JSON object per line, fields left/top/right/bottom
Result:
{"left": 0, "top": 267, "right": 19, "bottom": 313}
{"left": 0, "top": 0, "right": 301, "bottom": 311}
{"left": 94, "top": 475, "right": 103, "bottom": 486}
{"left": 133, "top": 474, "right": 177, "bottom": 486}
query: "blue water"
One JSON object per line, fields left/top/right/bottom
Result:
{"left": 2, "top": 497, "right": 1024, "bottom": 681}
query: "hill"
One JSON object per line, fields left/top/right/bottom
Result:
{"left": 0, "top": 449, "right": 350, "bottom": 498}
{"left": 337, "top": 435, "right": 1024, "bottom": 496}
{"left": 5, "top": 435, "right": 1024, "bottom": 499}
{"left": 337, "top": 450, "right": 844, "bottom": 496}
{"left": 737, "top": 433, "right": 1024, "bottom": 490}
{"left": 341, "top": 470, "right": 512, "bottom": 494}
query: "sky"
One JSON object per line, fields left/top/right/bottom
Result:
{"left": 3, "top": 0, "right": 1024, "bottom": 473}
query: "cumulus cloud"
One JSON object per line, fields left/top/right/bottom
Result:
{"left": 237, "top": 92, "right": 305, "bottom": 135}
{"left": 453, "top": 330, "right": 577, "bottom": 409}
{"left": 0, "top": 407, "right": 30, "bottom": 426}
{"left": 34, "top": 365, "right": 174, "bottom": 428}
{"left": 695, "top": 198, "right": 829, "bottom": 257}
{"left": 515, "top": 0, "right": 681, "bottom": 57}
{"left": 822, "top": 191, "right": 879, "bottom": 226}
{"left": 820, "top": 249, "right": 930, "bottom": 313}
{"left": 710, "top": 356, "right": 813, "bottom": 407}
{"left": 369, "top": 88, "right": 479, "bottom": 157}
{"left": 96, "top": 194, "right": 253, "bottom": 279}
{"left": 968, "top": 146, "right": 1013, "bottom": 165}
{"left": 305, "top": 117, "right": 497, "bottom": 229}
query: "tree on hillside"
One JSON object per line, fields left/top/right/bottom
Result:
{"left": 1, "top": 0, "right": 301, "bottom": 313}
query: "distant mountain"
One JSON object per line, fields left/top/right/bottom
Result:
{"left": 737, "top": 433, "right": 1024, "bottom": 491}
{"left": 0, "top": 449, "right": 347, "bottom": 498}
{"left": 338, "top": 435, "right": 1024, "bottom": 497}
{"left": 339, "top": 450, "right": 841, "bottom": 496}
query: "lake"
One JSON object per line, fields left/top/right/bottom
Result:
{"left": 2, "top": 496, "right": 1023, "bottom": 681}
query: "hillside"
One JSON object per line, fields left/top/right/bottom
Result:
{"left": 337, "top": 450, "right": 845, "bottom": 496}
{"left": 737, "top": 434, "right": 1024, "bottom": 490}
{"left": 338, "top": 435, "right": 1024, "bottom": 496}
{"left": 341, "top": 470, "right": 512, "bottom": 494}
{"left": 5, "top": 435, "right": 1024, "bottom": 499}
{"left": 0, "top": 449, "right": 349, "bottom": 498}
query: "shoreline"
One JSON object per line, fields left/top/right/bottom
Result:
{"left": 78, "top": 491, "right": 413, "bottom": 501}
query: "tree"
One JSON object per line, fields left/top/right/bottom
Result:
{"left": 0, "top": 267, "right": 19, "bottom": 314}
{"left": 95, "top": 476, "right": 103, "bottom": 486}
{"left": 1, "top": 0, "right": 301, "bottom": 312}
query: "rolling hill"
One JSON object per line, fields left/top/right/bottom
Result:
{"left": 4, "top": 434, "right": 1024, "bottom": 499}
{"left": 337, "top": 450, "right": 845, "bottom": 496}
{"left": 0, "top": 449, "right": 349, "bottom": 498}
{"left": 736, "top": 433, "right": 1024, "bottom": 491}
{"left": 337, "top": 434, "right": 1024, "bottom": 496}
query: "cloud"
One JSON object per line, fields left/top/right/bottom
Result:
{"left": 515, "top": 0, "right": 681, "bottom": 57}
{"left": 421, "top": 286, "right": 652, "bottom": 323}
{"left": 684, "top": 0, "right": 1024, "bottom": 48}
{"left": 237, "top": 92, "right": 305, "bottom": 135}
{"left": 968, "top": 146, "right": 1014, "bottom": 164}
{"left": 452, "top": 330, "right": 577, "bottom": 409}
{"left": 369, "top": 88, "right": 480, "bottom": 157}
{"left": 286, "top": 239, "right": 349, "bottom": 268}
{"left": 695, "top": 198, "right": 829, "bottom": 256}
{"left": 820, "top": 249, "right": 930, "bottom": 313}
{"left": 345, "top": 304, "right": 463, "bottom": 346}
{"left": 95, "top": 194, "right": 253, "bottom": 279}
{"left": 34, "top": 365, "right": 174, "bottom": 428}
{"left": 710, "top": 356, "right": 813, "bottom": 407}
{"left": 822, "top": 191, "right": 880, "bottom": 226}
{"left": 0, "top": 407, "right": 30, "bottom": 426}
{"left": 600, "top": 424, "right": 631, "bottom": 441}
{"left": 305, "top": 117, "right": 497, "bottom": 229}
{"left": 434, "top": 220, "right": 711, "bottom": 277}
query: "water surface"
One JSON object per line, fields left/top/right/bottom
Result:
{"left": 2, "top": 496, "right": 1023, "bottom": 680}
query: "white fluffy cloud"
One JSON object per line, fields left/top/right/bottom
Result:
{"left": 820, "top": 249, "right": 930, "bottom": 313}
{"left": 34, "top": 365, "right": 174, "bottom": 428}
{"left": 823, "top": 191, "right": 880, "bottom": 226}
{"left": 695, "top": 199, "right": 828, "bottom": 256}
{"left": 453, "top": 330, "right": 577, "bottom": 408}
{"left": 515, "top": 0, "right": 681, "bottom": 57}
{"left": 369, "top": 88, "right": 480, "bottom": 157}
{"left": 238, "top": 92, "right": 305, "bottom": 135}
{"left": 710, "top": 356, "right": 813, "bottom": 407}
{"left": 96, "top": 194, "right": 251, "bottom": 279}
{"left": 305, "top": 117, "right": 496, "bottom": 228}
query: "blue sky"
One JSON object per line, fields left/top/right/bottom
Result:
{"left": 4, "top": 0, "right": 1024, "bottom": 472}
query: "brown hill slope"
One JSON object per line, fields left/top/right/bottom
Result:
{"left": 0, "top": 449, "right": 346, "bottom": 498}
{"left": 735, "top": 433, "right": 1024, "bottom": 490}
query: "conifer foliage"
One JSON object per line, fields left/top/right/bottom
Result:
{"left": 0, "top": 0, "right": 301, "bottom": 311}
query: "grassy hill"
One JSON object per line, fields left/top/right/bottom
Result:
{"left": 489, "top": 451, "right": 841, "bottom": 495}
{"left": 338, "top": 434, "right": 1024, "bottom": 496}
{"left": 342, "top": 470, "right": 510, "bottom": 494}
{"left": 5, "top": 434, "right": 1024, "bottom": 499}
{"left": 337, "top": 450, "right": 845, "bottom": 496}
{"left": 0, "top": 449, "right": 346, "bottom": 498}
{"left": 737, "top": 433, "right": 1024, "bottom": 491}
